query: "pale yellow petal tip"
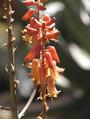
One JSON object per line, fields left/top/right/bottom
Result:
{"left": 52, "top": 89, "right": 61, "bottom": 98}
{"left": 57, "top": 67, "right": 65, "bottom": 73}
{"left": 36, "top": 116, "right": 42, "bottom": 119}
{"left": 14, "top": 80, "right": 20, "bottom": 85}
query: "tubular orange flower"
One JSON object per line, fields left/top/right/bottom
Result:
{"left": 46, "top": 17, "right": 56, "bottom": 26}
{"left": 24, "top": 44, "right": 41, "bottom": 62}
{"left": 47, "top": 61, "right": 59, "bottom": 80}
{"left": 31, "top": 58, "right": 40, "bottom": 84}
{"left": 42, "top": 14, "right": 50, "bottom": 22}
{"left": 22, "top": 9, "right": 35, "bottom": 21}
{"left": 22, "top": 0, "right": 35, "bottom": 6}
{"left": 46, "top": 23, "right": 55, "bottom": 30}
{"left": 33, "top": 18, "right": 42, "bottom": 28}
{"left": 47, "top": 76, "right": 60, "bottom": 98}
{"left": 26, "top": 26, "right": 38, "bottom": 34}
{"left": 48, "top": 46, "right": 60, "bottom": 63}
{"left": 44, "top": 51, "right": 53, "bottom": 68}
{"left": 24, "top": 47, "right": 36, "bottom": 62}
{"left": 46, "top": 30, "right": 60, "bottom": 39}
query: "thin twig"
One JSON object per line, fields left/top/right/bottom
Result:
{"left": 18, "top": 88, "right": 36, "bottom": 119}
{"left": 5, "top": 0, "right": 18, "bottom": 119}
{"left": 0, "top": 106, "right": 11, "bottom": 111}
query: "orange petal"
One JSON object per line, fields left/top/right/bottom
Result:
{"left": 22, "top": 9, "right": 35, "bottom": 21}
{"left": 46, "top": 23, "right": 55, "bottom": 30}
{"left": 31, "top": 59, "right": 40, "bottom": 83}
{"left": 46, "top": 17, "right": 56, "bottom": 26}
{"left": 48, "top": 46, "right": 60, "bottom": 63}
{"left": 47, "top": 76, "right": 59, "bottom": 97}
{"left": 44, "top": 51, "right": 53, "bottom": 67}
{"left": 22, "top": 0, "right": 35, "bottom": 6}
{"left": 24, "top": 47, "right": 36, "bottom": 62}
{"left": 38, "top": 4, "right": 46, "bottom": 10}
{"left": 24, "top": 44, "right": 42, "bottom": 62}
{"left": 51, "top": 61, "right": 59, "bottom": 80}
{"left": 34, "top": 18, "right": 42, "bottom": 28}
{"left": 26, "top": 26, "right": 38, "bottom": 34}
{"left": 42, "top": 14, "right": 50, "bottom": 22}
{"left": 46, "top": 31, "right": 59, "bottom": 39}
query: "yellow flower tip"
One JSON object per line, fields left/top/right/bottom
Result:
{"left": 23, "top": 34, "right": 32, "bottom": 43}
{"left": 36, "top": 116, "right": 42, "bottom": 119}
{"left": 47, "top": 76, "right": 60, "bottom": 98}
{"left": 44, "top": 101, "right": 49, "bottom": 112}
{"left": 52, "top": 89, "right": 61, "bottom": 98}
{"left": 22, "top": 29, "right": 27, "bottom": 34}
{"left": 57, "top": 67, "right": 65, "bottom": 74}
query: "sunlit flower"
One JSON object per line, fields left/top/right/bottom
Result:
{"left": 30, "top": 58, "right": 40, "bottom": 85}
{"left": 47, "top": 76, "right": 60, "bottom": 98}
{"left": 24, "top": 44, "right": 42, "bottom": 62}
{"left": 22, "top": 0, "right": 64, "bottom": 108}
{"left": 47, "top": 46, "right": 60, "bottom": 63}
{"left": 22, "top": 12, "right": 59, "bottom": 43}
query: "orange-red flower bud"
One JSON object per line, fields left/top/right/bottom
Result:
{"left": 46, "top": 23, "right": 55, "bottom": 30}
{"left": 38, "top": 4, "right": 46, "bottom": 10}
{"left": 24, "top": 47, "right": 36, "bottom": 62}
{"left": 46, "top": 31, "right": 59, "bottom": 39}
{"left": 48, "top": 46, "right": 60, "bottom": 63}
{"left": 42, "top": 14, "right": 50, "bottom": 22}
{"left": 22, "top": 0, "right": 35, "bottom": 6}
{"left": 44, "top": 51, "right": 53, "bottom": 67}
{"left": 24, "top": 44, "right": 42, "bottom": 62}
{"left": 34, "top": 18, "right": 42, "bottom": 28}
{"left": 26, "top": 26, "right": 38, "bottom": 34}
{"left": 46, "top": 17, "right": 56, "bottom": 26}
{"left": 22, "top": 9, "right": 35, "bottom": 21}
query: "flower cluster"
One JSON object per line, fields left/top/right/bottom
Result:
{"left": 22, "top": 0, "right": 64, "bottom": 99}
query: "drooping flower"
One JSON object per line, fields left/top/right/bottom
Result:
{"left": 47, "top": 76, "right": 60, "bottom": 98}
{"left": 48, "top": 46, "right": 60, "bottom": 63}
{"left": 44, "top": 51, "right": 53, "bottom": 68}
{"left": 30, "top": 58, "right": 40, "bottom": 84}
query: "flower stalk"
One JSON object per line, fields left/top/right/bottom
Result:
{"left": 21, "top": 0, "right": 65, "bottom": 118}
{"left": 4, "top": 0, "right": 18, "bottom": 119}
